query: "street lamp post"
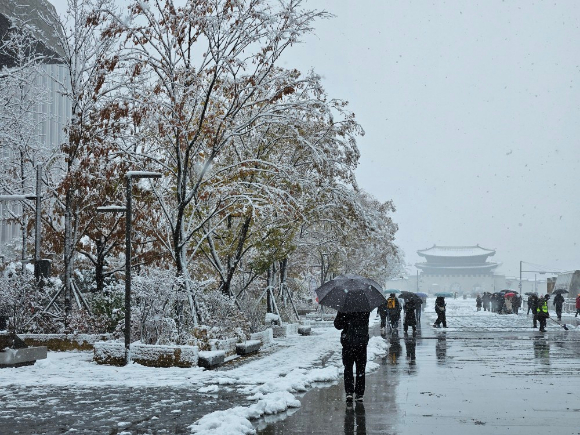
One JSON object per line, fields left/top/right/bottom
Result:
{"left": 97, "top": 171, "right": 161, "bottom": 366}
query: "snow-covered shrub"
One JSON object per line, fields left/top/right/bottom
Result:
{"left": 194, "top": 289, "right": 251, "bottom": 343}
{"left": 0, "top": 264, "right": 54, "bottom": 333}
{"left": 89, "top": 285, "right": 124, "bottom": 334}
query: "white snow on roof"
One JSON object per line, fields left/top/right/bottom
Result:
{"left": 417, "top": 245, "right": 495, "bottom": 257}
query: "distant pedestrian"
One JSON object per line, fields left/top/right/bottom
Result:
{"left": 403, "top": 298, "right": 417, "bottom": 335}
{"left": 476, "top": 295, "right": 482, "bottom": 311}
{"left": 433, "top": 296, "right": 447, "bottom": 328}
{"left": 377, "top": 302, "right": 388, "bottom": 334}
{"left": 576, "top": 294, "right": 580, "bottom": 317}
{"left": 334, "top": 311, "right": 370, "bottom": 403}
{"left": 482, "top": 293, "right": 491, "bottom": 311}
{"left": 504, "top": 296, "right": 513, "bottom": 314}
{"left": 385, "top": 293, "right": 401, "bottom": 333}
{"left": 553, "top": 293, "right": 565, "bottom": 321}
{"left": 536, "top": 294, "right": 550, "bottom": 332}
{"left": 415, "top": 296, "right": 423, "bottom": 325}
{"left": 513, "top": 295, "right": 521, "bottom": 315}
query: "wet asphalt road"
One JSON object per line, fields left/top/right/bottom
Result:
{"left": 255, "top": 316, "right": 580, "bottom": 435}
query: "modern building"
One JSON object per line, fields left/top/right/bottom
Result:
{"left": 0, "top": 0, "right": 70, "bottom": 256}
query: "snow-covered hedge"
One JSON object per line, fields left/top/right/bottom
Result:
{"left": 93, "top": 342, "right": 199, "bottom": 368}
{"left": 20, "top": 333, "right": 112, "bottom": 351}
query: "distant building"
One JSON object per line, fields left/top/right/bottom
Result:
{"left": 0, "top": 0, "right": 70, "bottom": 255}
{"left": 553, "top": 271, "right": 580, "bottom": 298}
{"left": 415, "top": 244, "right": 504, "bottom": 295}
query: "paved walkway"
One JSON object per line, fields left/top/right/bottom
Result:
{"left": 255, "top": 315, "right": 580, "bottom": 435}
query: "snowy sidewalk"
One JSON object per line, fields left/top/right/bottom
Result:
{"left": 0, "top": 316, "right": 387, "bottom": 434}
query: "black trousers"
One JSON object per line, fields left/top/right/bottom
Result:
{"left": 556, "top": 306, "right": 562, "bottom": 319}
{"left": 434, "top": 312, "right": 446, "bottom": 327}
{"left": 538, "top": 317, "right": 547, "bottom": 331}
{"left": 342, "top": 345, "right": 367, "bottom": 397}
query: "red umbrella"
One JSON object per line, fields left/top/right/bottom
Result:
{"left": 504, "top": 292, "right": 516, "bottom": 298}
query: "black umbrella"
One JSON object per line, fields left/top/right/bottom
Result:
{"left": 524, "top": 292, "right": 538, "bottom": 296}
{"left": 400, "top": 291, "right": 422, "bottom": 301}
{"left": 315, "top": 274, "right": 386, "bottom": 313}
{"left": 553, "top": 289, "right": 569, "bottom": 295}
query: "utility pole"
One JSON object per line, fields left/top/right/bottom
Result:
{"left": 519, "top": 261, "right": 522, "bottom": 296}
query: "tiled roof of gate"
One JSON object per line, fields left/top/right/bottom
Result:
{"left": 417, "top": 245, "right": 496, "bottom": 258}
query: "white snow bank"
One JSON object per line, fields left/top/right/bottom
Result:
{"left": 189, "top": 391, "right": 300, "bottom": 435}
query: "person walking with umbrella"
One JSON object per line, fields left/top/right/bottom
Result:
{"left": 315, "top": 274, "right": 386, "bottom": 403}
{"left": 402, "top": 296, "right": 417, "bottom": 336}
{"left": 529, "top": 293, "right": 539, "bottom": 328}
{"left": 553, "top": 291, "right": 565, "bottom": 321}
{"left": 386, "top": 293, "right": 402, "bottom": 333}
{"left": 334, "top": 309, "right": 370, "bottom": 402}
{"left": 433, "top": 296, "right": 447, "bottom": 328}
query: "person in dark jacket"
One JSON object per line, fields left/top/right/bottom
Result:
{"left": 536, "top": 294, "right": 550, "bottom": 332}
{"left": 553, "top": 293, "right": 565, "bottom": 321}
{"left": 415, "top": 296, "right": 423, "bottom": 325}
{"left": 403, "top": 298, "right": 417, "bottom": 335}
{"left": 482, "top": 292, "right": 491, "bottom": 311}
{"left": 512, "top": 294, "right": 521, "bottom": 315}
{"left": 433, "top": 296, "right": 447, "bottom": 328}
{"left": 476, "top": 295, "right": 482, "bottom": 311}
{"left": 576, "top": 294, "right": 580, "bottom": 317}
{"left": 334, "top": 311, "right": 370, "bottom": 402}
{"left": 377, "top": 302, "right": 388, "bottom": 334}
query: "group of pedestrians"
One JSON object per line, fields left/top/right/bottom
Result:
{"left": 334, "top": 287, "right": 580, "bottom": 404}
{"left": 476, "top": 292, "right": 522, "bottom": 314}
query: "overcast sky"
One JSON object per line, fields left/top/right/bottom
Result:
{"left": 49, "top": 0, "right": 580, "bottom": 277}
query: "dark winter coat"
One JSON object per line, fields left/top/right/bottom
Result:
{"left": 403, "top": 299, "right": 417, "bottom": 326}
{"left": 576, "top": 295, "right": 580, "bottom": 309}
{"left": 476, "top": 296, "right": 482, "bottom": 307}
{"left": 435, "top": 297, "right": 446, "bottom": 313}
{"left": 334, "top": 311, "right": 370, "bottom": 348}
{"left": 377, "top": 302, "right": 388, "bottom": 320}
{"left": 553, "top": 294, "right": 565, "bottom": 309}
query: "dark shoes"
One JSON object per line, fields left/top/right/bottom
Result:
{"left": 346, "top": 394, "right": 353, "bottom": 403}
{"left": 355, "top": 394, "right": 364, "bottom": 402}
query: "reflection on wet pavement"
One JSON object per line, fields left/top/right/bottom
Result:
{"left": 344, "top": 402, "right": 366, "bottom": 435}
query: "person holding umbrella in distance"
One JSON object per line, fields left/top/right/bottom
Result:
{"left": 315, "top": 274, "right": 386, "bottom": 403}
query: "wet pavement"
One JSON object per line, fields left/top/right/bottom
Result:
{"left": 0, "top": 384, "right": 252, "bottom": 434}
{"left": 255, "top": 315, "right": 580, "bottom": 435}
